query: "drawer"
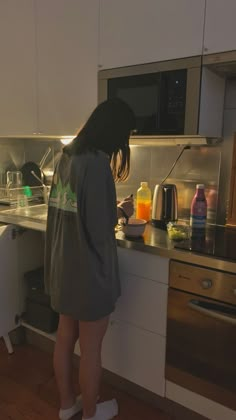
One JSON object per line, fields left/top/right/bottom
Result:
{"left": 115, "top": 272, "right": 168, "bottom": 336}
{"left": 118, "top": 247, "right": 169, "bottom": 284}
{"left": 170, "top": 260, "right": 236, "bottom": 305}
{"left": 102, "top": 319, "right": 166, "bottom": 396}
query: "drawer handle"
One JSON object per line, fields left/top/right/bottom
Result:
{"left": 201, "top": 279, "right": 212, "bottom": 289}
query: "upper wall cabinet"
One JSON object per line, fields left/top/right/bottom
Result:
{"left": 99, "top": 0, "right": 206, "bottom": 70}
{"left": 0, "top": 1, "right": 37, "bottom": 136}
{"left": 0, "top": 0, "right": 99, "bottom": 137}
{"left": 203, "top": 0, "right": 236, "bottom": 55}
{"left": 36, "top": 0, "right": 99, "bottom": 135}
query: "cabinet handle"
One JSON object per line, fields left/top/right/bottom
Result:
{"left": 201, "top": 279, "right": 212, "bottom": 289}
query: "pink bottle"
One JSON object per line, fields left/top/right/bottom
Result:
{"left": 190, "top": 184, "right": 207, "bottom": 229}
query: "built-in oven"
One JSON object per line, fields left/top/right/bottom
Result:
{"left": 98, "top": 56, "right": 201, "bottom": 136}
{"left": 166, "top": 260, "right": 236, "bottom": 411}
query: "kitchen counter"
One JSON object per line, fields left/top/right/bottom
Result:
{"left": 0, "top": 204, "right": 236, "bottom": 273}
{"left": 0, "top": 204, "right": 47, "bottom": 232}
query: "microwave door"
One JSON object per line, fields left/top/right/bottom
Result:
{"left": 108, "top": 73, "right": 160, "bottom": 135}
{"left": 159, "top": 69, "right": 187, "bottom": 135}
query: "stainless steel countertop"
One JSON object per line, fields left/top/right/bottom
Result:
{"left": 0, "top": 204, "right": 236, "bottom": 273}
{"left": 0, "top": 204, "right": 47, "bottom": 232}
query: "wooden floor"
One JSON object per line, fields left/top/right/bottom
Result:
{"left": 0, "top": 339, "right": 172, "bottom": 420}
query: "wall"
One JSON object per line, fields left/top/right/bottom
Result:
{"left": 116, "top": 145, "right": 221, "bottom": 223}
{"left": 0, "top": 138, "right": 62, "bottom": 187}
{"left": 0, "top": 137, "right": 221, "bottom": 224}
{"left": 217, "top": 78, "right": 236, "bottom": 224}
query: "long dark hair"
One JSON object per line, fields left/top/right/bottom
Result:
{"left": 63, "top": 98, "right": 136, "bottom": 181}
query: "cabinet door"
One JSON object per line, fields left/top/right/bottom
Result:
{"left": 36, "top": 0, "right": 99, "bottom": 135}
{"left": 102, "top": 319, "right": 166, "bottom": 396}
{"left": 204, "top": 0, "right": 236, "bottom": 55}
{"left": 0, "top": 0, "right": 37, "bottom": 135}
{"left": 0, "top": 225, "right": 19, "bottom": 336}
{"left": 99, "top": 0, "right": 205, "bottom": 69}
{"left": 115, "top": 272, "right": 168, "bottom": 336}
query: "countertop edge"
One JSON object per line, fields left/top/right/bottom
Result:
{"left": 116, "top": 236, "right": 236, "bottom": 273}
{"left": 1, "top": 212, "right": 236, "bottom": 273}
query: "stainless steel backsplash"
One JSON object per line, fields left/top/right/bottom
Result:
{"left": 116, "top": 145, "right": 221, "bottom": 223}
{"left": 0, "top": 138, "right": 221, "bottom": 224}
{"left": 0, "top": 138, "right": 62, "bottom": 186}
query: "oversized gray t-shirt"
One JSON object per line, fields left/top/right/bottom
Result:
{"left": 44, "top": 150, "right": 120, "bottom": 321}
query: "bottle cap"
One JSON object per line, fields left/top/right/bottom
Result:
{"left": 196, "top": 184, "right": 205, "bottom": 189}
{"left": 141, "top": 182, "right": 148, "bottom": 187}
{"left": 23, "top": 186, "right": 32, "bottom": 197}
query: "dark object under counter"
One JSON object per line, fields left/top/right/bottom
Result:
{"left": 24, "top": 267, "right": 58, "bottom": 333}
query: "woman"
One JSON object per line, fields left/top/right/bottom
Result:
{"left": 45, "top": 98, "right": 136, "bottom": 420}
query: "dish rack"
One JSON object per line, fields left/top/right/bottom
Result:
{"left": 0, "top": 185, "right": 50, "bottom": 206}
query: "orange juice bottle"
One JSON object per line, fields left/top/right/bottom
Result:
{"left": 136, "top": 182, "right": 151, "bottom": 221}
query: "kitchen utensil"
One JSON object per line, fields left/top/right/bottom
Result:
{"left": 39, "top": 147, "right": 51, "bottom": 169}
{"left": 121, "top": 218, "right": 147, "bottom": 237}
{"left": 6, "top": 171, "right": 22, "bottom": 188}
{"left": 152, "top": 184, "right": 178, "bottom": 229}
{"left": 21, "top": 147, "right": 51, "bottom": 187}
{"left": 151, "top": 146, "right": 187, "bottom": 229}
{"left": 31, "top": 171, "right": 49, "bottom": 204}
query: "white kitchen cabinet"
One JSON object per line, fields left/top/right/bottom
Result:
{"left": 0, "top": 0, "right": 37, "bottom": 136}
{"left": 0, "top": 0, "right": 99, "bottom": 136}
{"left": 118, "top": 247, "right": 169, "bottom": 284}
{"left": 99, "top": 0, "right": 206, "bottom": 69}
{"left": 0, "top": 226, "right": 44, "bottom": 353}
{"left": 203, "top": 0, "right": 236, "bottom": 55}
{"left": 36, "top": 0, "right": 99, "bottom": 135}
{"left": 114, "top": 272, "right": 168, "bottom": 336}
{"left": 101, "top": 247, "right": 169, "bottom": 395}
{"left": 102, "top": 319, "right": 166, "bottom": 396}
{"left": 0, "top": 225, "right": 19, "bottom": 342}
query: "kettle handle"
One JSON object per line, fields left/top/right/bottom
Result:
{"left": 164, "top": 187, "right": 172, "bottom": 219}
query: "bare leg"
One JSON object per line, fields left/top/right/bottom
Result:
{"left": 54, "top": 314, "right": 79, "bottom": 409}
{"left": 79, "top": 316, "right": 109, "bottom": 419}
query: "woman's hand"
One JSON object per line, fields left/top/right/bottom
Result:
{"left": 117, "top": 195, "right": 134, "bottom": 219}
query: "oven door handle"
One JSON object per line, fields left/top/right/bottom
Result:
{"left": 188, "top": 299, "right": 236, "bottom": 325}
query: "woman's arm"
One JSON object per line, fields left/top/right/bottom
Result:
{"left": 117, "top": 195, "right": 134, "bottom": 220}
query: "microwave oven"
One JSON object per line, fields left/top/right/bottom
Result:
{"left": 98, "top": 56, "right": 202, "bottom": 136}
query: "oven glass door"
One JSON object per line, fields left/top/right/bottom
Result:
{"left": 166, "top": 288, "right": 236, "bottom": 410}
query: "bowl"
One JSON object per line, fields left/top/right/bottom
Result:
{"left": 167, "top": 222, "right": 190, "bottom": 241}
{"left": 121, "top": 218, "right": 147, "bottom": 237}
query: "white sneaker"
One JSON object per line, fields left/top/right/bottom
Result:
{"left": 59, "top": 395, "right": 82, "bottom": 420}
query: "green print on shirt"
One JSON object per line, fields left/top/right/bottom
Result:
{"left": 49, "top": 179, "right": 77, "bottom": 213}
